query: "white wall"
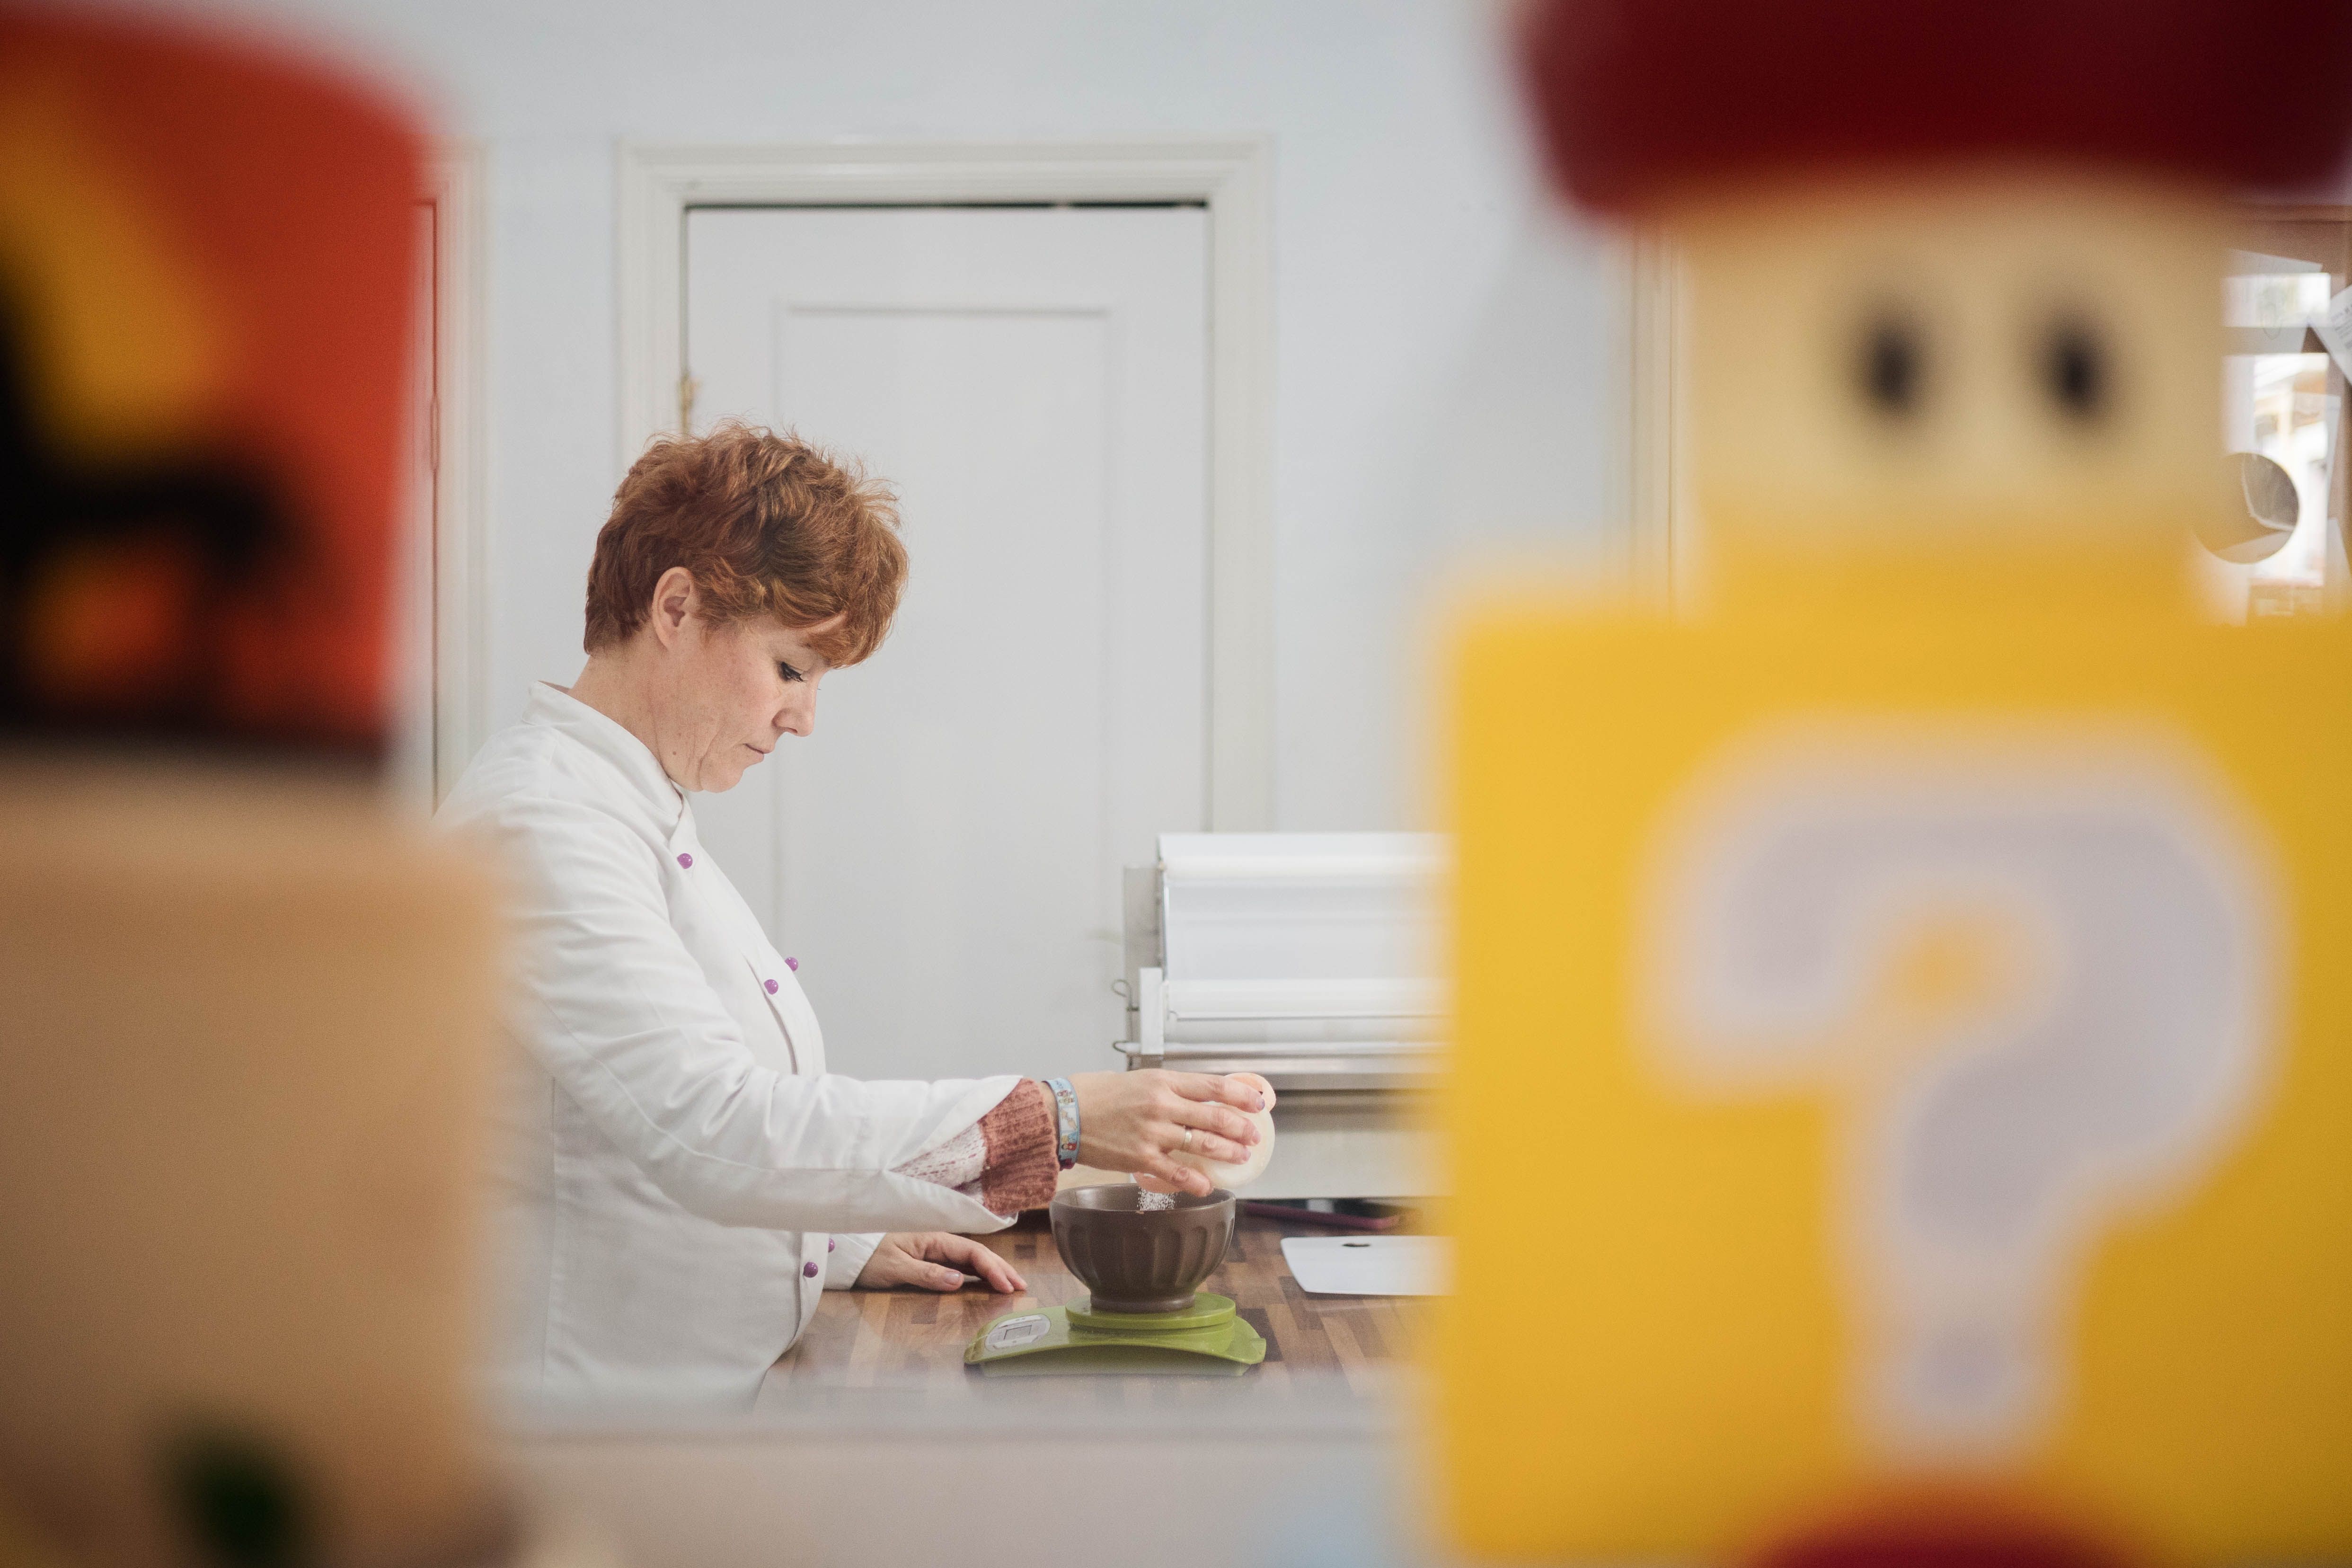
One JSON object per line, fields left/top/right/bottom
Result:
{"left": 170, "top": 0, "right": 1630, "bottom": 829}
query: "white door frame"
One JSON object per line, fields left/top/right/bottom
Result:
{"left": 420, "top": 141, "right": 491, "bottom": 805}
{"left": 1622, "top": 227, "right": 1691, "bottom": 616}
{"left": 616, "top": 139, "right": 1275, "bottom": 830}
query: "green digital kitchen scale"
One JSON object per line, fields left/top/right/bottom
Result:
{"left": 964, "top": 1292, "right": 1266, "bottom": 1376}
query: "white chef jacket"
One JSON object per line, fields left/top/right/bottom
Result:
{"left": 438, "top": 683, "right": 1020, "bottom": 1409}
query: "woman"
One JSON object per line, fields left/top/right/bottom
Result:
{"left": 440, "top": 424, "right": 1262, "bottom": 1408}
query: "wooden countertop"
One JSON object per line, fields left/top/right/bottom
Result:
{"left": 761, "top": 1212, "right": 1426, "bottom": 1400}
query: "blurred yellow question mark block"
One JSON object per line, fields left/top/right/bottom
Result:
{"left": 1441, "top": 173, "right": 2352, "bottom": 1561}
{"left": 1438, "top": 574, "right": 2352, "bottom": 1561}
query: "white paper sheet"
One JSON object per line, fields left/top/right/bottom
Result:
{"left": 1280, "top": 1235, "right": 1451, "bottom": 1296}
{"left": 2311, "top": 283, "right": 2352, "bottom": 383}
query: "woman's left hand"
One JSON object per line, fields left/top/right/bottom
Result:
{"left": 855, "top": 1231, "right": 1026, "bottom": 1293}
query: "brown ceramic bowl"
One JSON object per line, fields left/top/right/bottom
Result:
{"left": 1050, "top": 1184, "right": 1236, "bottom": 1315}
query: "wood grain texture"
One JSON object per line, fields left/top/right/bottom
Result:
{"left": 765, "top": 1214, "right": 1426, "bottom": 1398}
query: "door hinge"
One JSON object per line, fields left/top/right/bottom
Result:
{"left": 678, "top": 372, "right": 699, "bottom": 432}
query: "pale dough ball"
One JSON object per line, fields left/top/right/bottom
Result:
{"left": 1136, "top": 1072, "right": 1277, "bottom": 1194}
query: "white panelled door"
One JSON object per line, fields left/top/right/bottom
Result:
{"left": 683, "top": 205, "right": 1209, "bottom": 1081}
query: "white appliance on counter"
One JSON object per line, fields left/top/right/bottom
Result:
{"left": 1114, "top": 833, "right": 1445, "bottom": 1200}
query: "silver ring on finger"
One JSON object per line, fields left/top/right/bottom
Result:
{"left": 1179, "top": 1127, "right": 1194, "bottom": 1151}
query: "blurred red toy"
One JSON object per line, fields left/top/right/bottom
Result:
{"left": 0, "top": 11, "right": 420, "bottom": 751}
{"left": 1517, "top": 0, "right": 2352, "bottom": 216}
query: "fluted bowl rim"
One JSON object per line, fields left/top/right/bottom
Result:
{"left": 1051, "top": 1184, "right": 1237, "bottom": 1218}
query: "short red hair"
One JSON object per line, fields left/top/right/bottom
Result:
{"left": 584, "top": 422, "right": 907, "bottom": 665}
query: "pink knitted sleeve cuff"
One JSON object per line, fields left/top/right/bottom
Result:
{"left": 891, "top": 1121, "right": 985, "bottom": 1188}
{"left": 978, "top": 1079, "right": 1060, "bottom": 1214}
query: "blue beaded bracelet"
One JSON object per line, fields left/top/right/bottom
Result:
{"left": 1043, "top": 1077, "right": 1080, "bottom": 1170}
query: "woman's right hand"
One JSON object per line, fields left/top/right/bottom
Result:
{"left": 1068, "top": 1070, "right": 1267, "bottom": 1196}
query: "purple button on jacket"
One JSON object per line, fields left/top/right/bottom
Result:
{"left": 827, "top": 1237, "right": 836, "bottom": 1252}
{"left": 676, "top": 852, "right": 692, "bottom": 869}
{"left": 764, "top": 978, "right": 779, "bottom": 994}
{"left": 803, "top": 1261, "right": 820, "bottom": 1278}
{"left": 785, "top": 957, "right": 799, "bottom": 971}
